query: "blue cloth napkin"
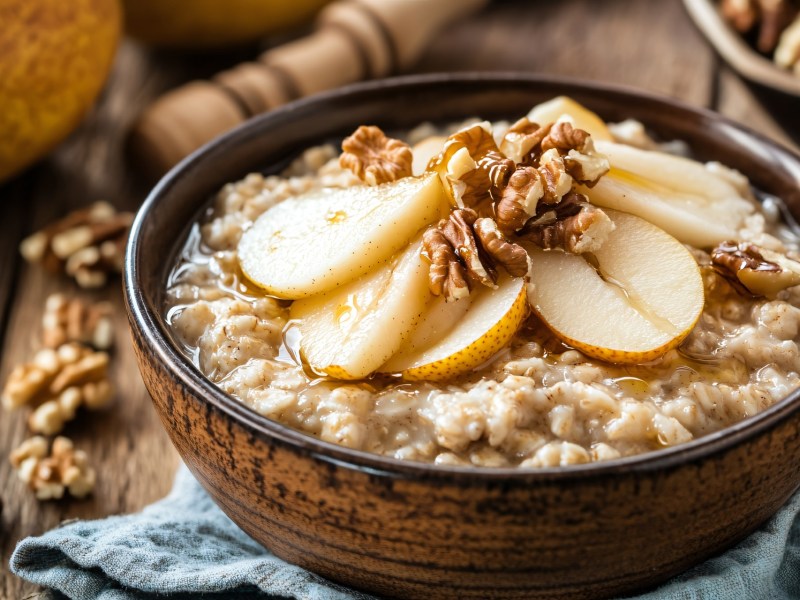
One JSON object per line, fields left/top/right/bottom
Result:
{"left": 10, "top": 465, "right": 800, "bottom": 600}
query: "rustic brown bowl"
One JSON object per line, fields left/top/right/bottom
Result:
{"left": 124, "top": 73, "right": 800, "bottom": 600}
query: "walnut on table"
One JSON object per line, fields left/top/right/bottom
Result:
{"left": 19, "top": 201, "right": 134, "bottom": 289}
{"left": 42, "top": 293, "right": 114, "bottom": 350}
{"left": 10, "top": 436, "right": 96, "bottom": 500}
{"left": 720, "top": 0, "right": 799, "bottom": 55}
{"left": 2, "top": 343, "right": 113, "bottom": 435}
{"left": 339, "top": 125, "right": 413, "bottom": 185}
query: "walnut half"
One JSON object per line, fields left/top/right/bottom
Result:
{"left": 339, "top": 125, "right": 412, "bottom": 186}
{"left": 422, "top": 209, "right": 528, "bottom": 301}
{"left": 711, "top": 241, "right": 800, "bottom": 298}
{"left": 10, "top": 436, "right": 96, "bottom": 500}
{"left": 521, "top": 193, "right": 614, "bottom": 254}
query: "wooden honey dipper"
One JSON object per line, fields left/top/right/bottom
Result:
{"left": 131, "top": 0, "right": 488, "bottom": 176}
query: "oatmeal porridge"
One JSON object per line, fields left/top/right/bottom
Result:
{"left": 165, "top": 97, "right": 800, "bottom": 468}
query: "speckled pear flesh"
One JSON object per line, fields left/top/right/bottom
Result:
{"left": 290, "top": 240, "right": 431, "bottom": 380}
{"left": 381, "top": 275, "right": 529, "bottom": 381}
{"left": 238, "top": 172, "right": 448, "bottom": 299}
{"left": 527, "top": 210, "right": 704, "bottom": 364}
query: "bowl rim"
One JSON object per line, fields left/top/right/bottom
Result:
{"left": 125, "top": 71, "right": 800, "bottom": 482}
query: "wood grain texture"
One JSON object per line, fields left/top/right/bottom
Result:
{"left": 0, "top": 0, "right": 798, "bottom": 598}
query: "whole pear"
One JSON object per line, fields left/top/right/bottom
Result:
{"left": 122, "top": 0, "right": 331, "bottom": 49}
{"left": 0, "top": 0, "right": 121, "bottom": 183}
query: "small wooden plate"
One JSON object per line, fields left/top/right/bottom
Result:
{"left": 683, "top": 0, "right": 800, "bottom": 96}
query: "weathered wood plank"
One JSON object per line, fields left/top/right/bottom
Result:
{"left": 715, "top": 66, "right": 800, "bottom": 152}
{"left": 418, "top": 0, "right": 716, "bottom": 107}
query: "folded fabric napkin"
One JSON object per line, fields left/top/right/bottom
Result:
{"left": 10, "top": 465, "right": 800, "bottom": 600}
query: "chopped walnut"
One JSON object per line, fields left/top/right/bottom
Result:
{"left": 2, "top": 343, "right": 113, "bottom": 434}
{"left": 19, "top": 202, "right": 133, "bottom": 289}
{"left": 10, "top": 436, "right": 96, "bottom": 500}
{"left": 538, "top": 149, "right": 574, "bottom": 204}
{"left": 521, "top": 193, "right": 615, "bottom": 254}
{"left": 422, "top": 209, "right": 529, "bottom": 299}
{"left": 422, "top": 228, "right": 470, "bottom": 303}
{"left": 428, "top": 122, "right": 514, "bottom": 209}
{"left": 473, "top": 218, "right": 531, "bottom": 277}
{"left": 42, "top": 294, "right": 114, "bottom": 350}
{"left": 721, "top": 0, "right": 798, "bottom": 53}
{"left": 499, "top": 118, "right": 552, "bottom": 165}
{"left": 495, "top": 166, "right": 545, "bottom": 234}
{"left": 776, "top": 15, "right": 800, "bottom": 74}
{"left": 711, "top": 241, "right": 800, "bottom": 298}
{"left": 339, "top": 125, "right": 412, "bottom": 185}
{"left": 541, "top": 121, "right": 610, "bottom": 186}
{"left": 440, "top": 208, "right": 497, "bottom": 287}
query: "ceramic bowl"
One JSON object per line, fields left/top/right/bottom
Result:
{"left": 124, "top": 73, "right": 800, "bottom": 600}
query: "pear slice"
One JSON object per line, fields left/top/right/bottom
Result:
{"left": 238, "top": 172, "right": 448, "bottom": 299}
{"left": 527, "top": 209, "right": 704, "bottom": 364}
{"left": 381, "top": 275, "right": 529, "bottom": 381}
{"left": 527, "top": 96, "right": 613, "bottom": 142}
{"left": 583, "top": 141, "right": 754, "bottom": 248}
{"left": 412, "top": 136, "right": 448, "bottom": 176}
{"left": 290, "top": 239, "right": 431, "bottom": 380}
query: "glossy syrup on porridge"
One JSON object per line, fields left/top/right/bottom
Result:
{"left": 165, "top": 98, "right": 800, "bottom": 468}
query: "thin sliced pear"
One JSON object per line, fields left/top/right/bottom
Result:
{"left": 527, "top": 209, "right": 704, "bottom": 364}
{"left": 412, "top": 136, "right": 448, "bottom": 176}
{"left": 527, "top": 96, "right": 613, "bottom": 141}
{"left": 381, "top": 276, "right": 529, "bottom": 381}
{"left": 239, "top": 172, "right": 448, "bottom": 299}
{"left": 379, "top": 294, "right": 473, "bottom": 371}
{"left": 290, "top": 240, "right": 431, "bottom": 380}
{"left": 583, "top": 141, "right": 754, "bottom": 248}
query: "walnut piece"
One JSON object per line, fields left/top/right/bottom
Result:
{"left": 422, "top": 228, "right": 470, "bottom": 303}
{"left": 10, "top": 436, "right": 96, "bottom": 500}
{"left": 775, "top": 14, "right": 800, "bottom": 74}
{"left": 711, "top": 241, "right": 800, "bottom": 298}
{"left": 42, "top": 294, "right": 114, "bottom": 350}
{"left": 19, "top": 202, "right": 133, "bottom": 289}
{"left": 521, "top": 193, "right": 615, "bottom": 254}
{"left": 473, "top": 218, "right": 531, "bottom": 277}
{"left": 440, "top": 208, "right": 497, "bottom": 287}
{"left": 495, "top": 166, "right": 544, "bottom": 234}
{"left": 2, "top": 343, "right": 113, "bottom": 434}
{"left": 428, "top": 122, "right": 514, "bottom": 209}
{"left": 720, "top": 0, "right": 798, "bottom": 53}
{"left": 499, "top": 118, "right": 552, "bottom": 165}
{"left": 422, "top": 209, "right": 529, "bottom": 299}
{"left": 542, "top": 121, "right": 610, "bottom": 187}
{"left": 339, "top": 125, "right": 412, "bottom": 185}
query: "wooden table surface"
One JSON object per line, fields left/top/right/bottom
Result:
{"left": 1, "top": 0, "right": 798, "bottom": 597}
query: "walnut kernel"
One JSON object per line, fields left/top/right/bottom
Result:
{"left": 339, "top": 125, "right": 413, "bottom": 185}
{"left": 10, "top": 436, "right": 96, "bottom": 500}
{"left": 711, "top": 241, "right": 800, "bottom": 298}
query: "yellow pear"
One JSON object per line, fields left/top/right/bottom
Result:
{"left": 239, "top": 172, "right": 448, "bottom": 299}
{"left": 0, "top": 0, "right": 121, "bottom": 182}
{"left": 526, "top": 210, "right": 704, "bottom": 364}
{"left": 290, "top": 239, "right": 431, "bottom": 380}
{"left": 380, "top": 275, "right": 529, "bottom": 381}
{"left": 122, "top": 0, "right": 331, "bottom": 48}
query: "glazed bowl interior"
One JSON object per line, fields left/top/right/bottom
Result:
{"left": 127, "top": 72, "right": 800, "bottom": 479}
